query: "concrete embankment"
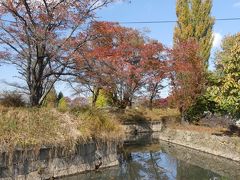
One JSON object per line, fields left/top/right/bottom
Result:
{"left": 122, "top": 117, "right": 240, "bottom": 162}
{"left": 1, "top": 116, "right": 240, "bottom": 179}
{"left": 0, "top": 140, "right": 119, "bottom": 180}
{"left": 159, "top": 140, "right": 240, "bottom": 179}
{"left": 158, "top": 128, "right": 240, "bottom": 162}
{"left": 121, "top": 116, "right": 176, "bottom": 134}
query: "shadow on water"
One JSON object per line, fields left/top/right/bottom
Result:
{"left": 60, "top": 133, "right": 240, "bottom": 180}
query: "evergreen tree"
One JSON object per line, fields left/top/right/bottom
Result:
{"left": 57, "top": 92, "right": 64, "bottom": 102}
{"left": 174, "top": 0, "right": 214, "bottom": 69}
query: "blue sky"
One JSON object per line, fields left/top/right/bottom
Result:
{"left": 0, "top": 0, "right": 240, "bottom": 97}
{"left": 97, "top": 0, "right": 240, "bottom": 47}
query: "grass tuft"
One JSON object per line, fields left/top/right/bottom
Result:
{"left": 72, "top": 108, "right": 124, "bottom": 141}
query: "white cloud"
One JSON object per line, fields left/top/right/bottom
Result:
{"left": 233, "top": 1, "right": 240, "bottom": 7}
{"left": 212, "top": 32, "right": 223, "bottom": 48}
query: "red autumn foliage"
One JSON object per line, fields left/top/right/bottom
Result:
{"left": 169, "top": 40, "right": 205, "bottom": 114}
{"left": 0, "top": 0, "right": 112, "bottom": 106}
{"left": 75, "top": 22, "right": 168, "bottom": 108}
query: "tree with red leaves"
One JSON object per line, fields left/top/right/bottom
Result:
{"left": 0, "top": 0, "right": 113, "bottom": 106}
{"left": 169, "top": 39, "right": 206, "bottom": 117}
{"left": 141, "top": 41, "right": 168, "bottom": 109}
{"left": 74, "top": 22, "right": 168, "bottom": 108}
{"left": 74, "top": 22, "right": 142, "bottom": 108}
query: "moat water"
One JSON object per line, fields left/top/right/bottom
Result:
{"left": 61, "top": 135, "right": 240, "bottom": 180}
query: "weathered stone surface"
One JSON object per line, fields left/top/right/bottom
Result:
{"left": 122, "top": 120, "right": 163, "bottom": 133}
{"left": 122, "top": 116, "right": 180, "bottom": 134}
{"left": 0, "top": 141, "right": 119, "bottom": 180}
{"left": 160, "top": 140, "right": 240, "bottom": 179}
{"left": 159, "top": 128, "right": 240, "bottom": 162}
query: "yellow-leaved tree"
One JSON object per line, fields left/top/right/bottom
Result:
{"left": 208, "top": 33, "right": 240, "bottom": 117}
{"left": 174, "top": 0, "right": 214, "bottom": 70}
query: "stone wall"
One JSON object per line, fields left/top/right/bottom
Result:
{"left": 122, "top": 120, "right": 163, "bottom": 134}
{"left": 0, "top": 141, "right": 119, "bottom": 180}
{"left": 122, "top": 116, "right": 179, "bottom": 134}
{"left": 122, "top": 117, "right": 240, "bottom": 162}
{"left": 159, "top": 128, "right": 240, "bottom": 162}
{"left": 160, "top": 140, "right": 240, "bottom": 179}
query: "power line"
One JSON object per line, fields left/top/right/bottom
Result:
{"left": 119, "top": 20, "right": 177, "bottom": 24}
{"left": 118, "top": 17, "right": 240, "bottom": 24}
{"left": 1, "top": 17, "right": 240, "bottom": 25}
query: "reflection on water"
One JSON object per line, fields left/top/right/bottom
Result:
{"left": 61, "top": 140, "right": 240, "bottom": 180}
{"left": 118, "top": 150, "right": 178, "bottom": 180}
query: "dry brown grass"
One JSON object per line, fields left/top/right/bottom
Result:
{"left": 0, "top": 106, "right": 56, "bottom": 148}
{"left": 117, "top": 107, "right": 180, "bottom": 122}
{"left": 72, "top": 108, "right": 124, "bottom": 141}
{"left": 143, "top": 108, "right": 180, "bottom": 120}
{"left": 0, "top": 105, "right": 123, "bottom": 152}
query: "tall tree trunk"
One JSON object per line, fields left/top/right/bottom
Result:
{"left": 149, "top": 83, "right": 159, "bottom": 110}
{"left": 179, "top": 105, "right": 186, "bottom": 124}
{"left": 149, "top": 97, "right": 154, "bottom": 110}
{"left": 29, "top": 84, "right": 43, "bottom": 107}
{"left": 29, "top": 46, "right": 46, "bottom": 107}
{"left": 123, "top": 93, "right": 132, "bottom": 109}
{"left": 92, "top": 87, "right": 100, "bottom": 107}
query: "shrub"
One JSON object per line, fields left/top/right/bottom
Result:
{"left": 0, "top": 91, "right": 25, "bottom": 107}
{"left": 58, "top": 97, "right": 68, "bottom": 112}
{"left": 183, "top": 95, "right": 222, "bottom": 122}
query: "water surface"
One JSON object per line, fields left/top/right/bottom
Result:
{"left": 61, "top": 139, "right": 240, "bottom": 180}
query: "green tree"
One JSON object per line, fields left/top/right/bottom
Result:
{"left": 95, "top": 89, "right": 110, "bottom": 108}
{"left": 208, "top": 33, "right": 240, "bottom": 117}
{"left": 174, "top": 0, "right": 214, "bottom": 69}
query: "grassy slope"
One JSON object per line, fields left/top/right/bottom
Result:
{"left": 0, "top": 106, "right": 123, "bottom": 152}
{"left": 0, "top": 105, "right": 180, "bottom": 151}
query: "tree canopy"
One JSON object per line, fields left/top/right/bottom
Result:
{"left": 74, "top": 22, "right": 167, "bottom": 108}
{"left": 208, "top": 33, "right": 240, "bottom": 117}
{"left": 174, "top": 0, "right": 214, "bottom": 69}
{"left": 0, "top": 0, "right": 113, "bottom": 106}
